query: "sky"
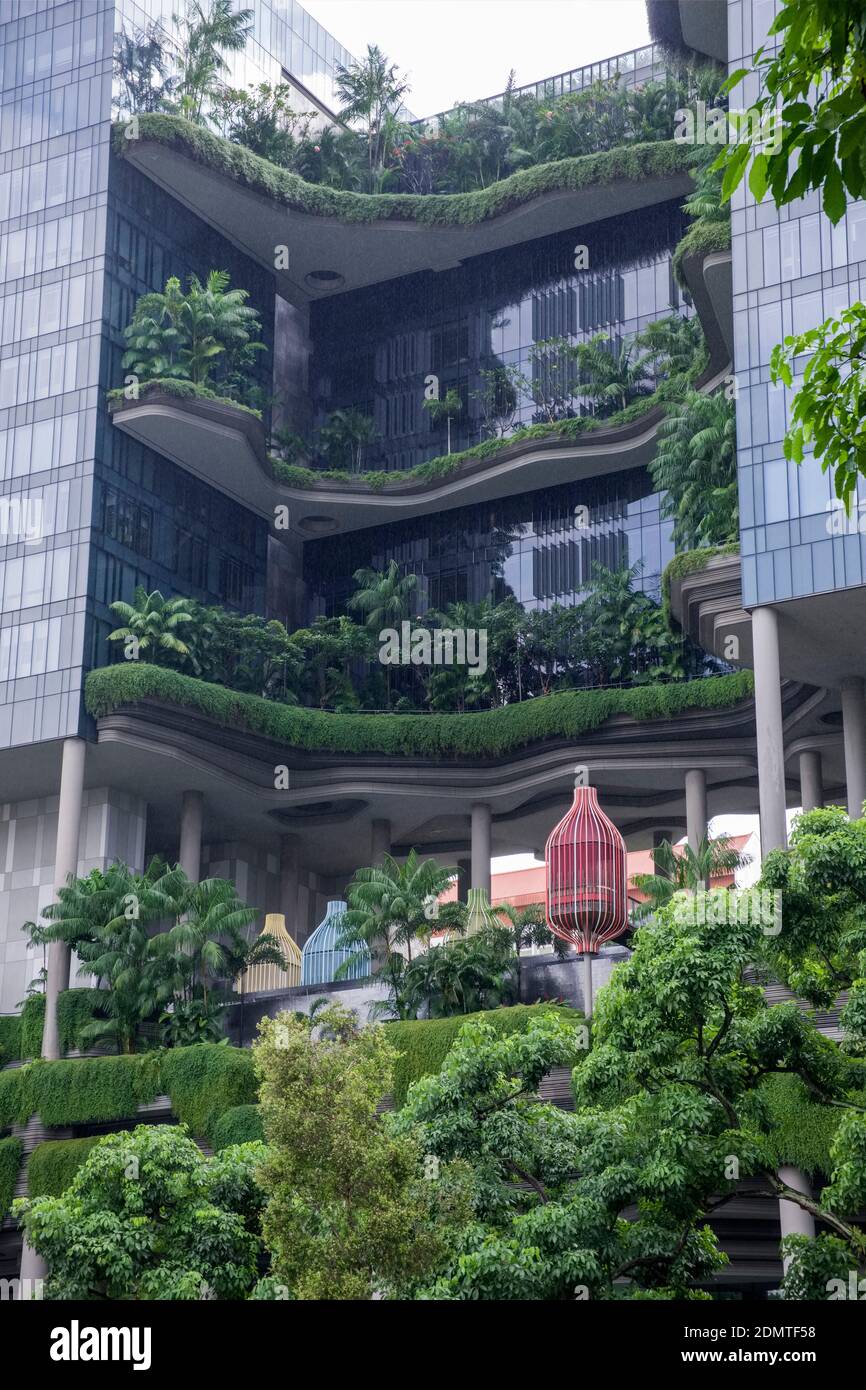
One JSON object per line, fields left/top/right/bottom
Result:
{"left": 302, "top": 0, "right": 652, "bottom": 119}
{"left": 300, "top": 0, "right": 765, "bottom": 872}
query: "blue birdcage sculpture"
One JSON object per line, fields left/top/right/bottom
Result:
{"left": 300, "top": 899, "right": 370, "bottom": 985}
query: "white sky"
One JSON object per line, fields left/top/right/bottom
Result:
{"left": 302, "top": 0, "right": 652, "bottom": 118}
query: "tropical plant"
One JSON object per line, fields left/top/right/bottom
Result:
{"left": 113, "top": 21, "right": 171, "bottom": 115}
{"left": 770, "top": 303, "right": 866, "bottom": 513}
{"left": 121, "top": 271, "right": 264, "bottom": 401}
{"left": 254, "top": 1006, "right": 466, "bottom": 1298}
{"left": 169, "top": 0, "right": 254, "bottom": 125}
{"left": 631, "top": 834, "right": 750, "bottom": 919}
{"left": 339, "top": 852, "right": 466, "bottom": 1017}
{"left": 107, "top": 585, "right": 197, "bottom": 665}
{"left": 650, "top": 389, "right": 738, "bottom": 549}
{"left": 715, "top": 0, "right": 866, "bottom": 225}
{"left": 574, "top": 334, "right": 652, "bottom": 415}
{"left": 335, "top": 44, "right": 411, "bottom": 191}
{"left": 14, "top": 1126, "right": 267, "bottom": 1299}
{"left": 318, "top": 407, "right": 378, "bottom": 472}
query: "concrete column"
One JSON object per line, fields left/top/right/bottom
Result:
{"left": 752, "top": 606, "right": 788, "bottom": 855}
{"left": 178, "top": 790, "right": 203, "bottom": 882}
{"left": 456, "top": 858, "right": 470, "bottom": 903}
{"left": 778, "top": 1165, "right": 815, "bottom": 1273}
{"left": 841, "top": 677, "right": 866, "bottom": 820}
{"left": 798, "top": 750, "right": 824, "bottom": 814}
{"left": 42, "top": 737, "right": 86, "bottom": 1061}
{"left": 279, "top": 834, "right": 300, "bottom": 927}
{"left": 684, "top": 770, "right": 707, "bottom": 857}
{"left": 371, "top": 818, "right": 391, "bottom": 865}
{"left": 470, "top": 803, "right": 491, "bottom": 896}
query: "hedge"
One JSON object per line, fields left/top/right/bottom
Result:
{"left": 0, "top": 1016, "right": 20, "bottom": 1070}
{"left": 15, "top": 989, "right": 110, "bottom": 1061}
{"left": 160, "top": 1044, "right": 258, "bottom": 1140}
{"left": 116, "top": 115, "right": 694, "bottom": 228}
{"left": 27, "top": 1137, "right": 103, "bottom": 1197}
{"left": 385, "top": 1003, "right": 585, "bottom": 1108}
{"left": 209, "top": 1104, "right": 264, "bottom": 1151}
{"left": 86, "top": 664, "right": 755, "bottom": 761}
{"left": 19, "top": 994, "right": 45, "bottom": 1061}
{"left": 0, "top": 1136, "right": 22, "bottom": 1222}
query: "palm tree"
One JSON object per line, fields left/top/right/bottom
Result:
{"left": 108, "top": 586, "right": 197, "bottom": 665}
{"left": 335, "top": 44, "right": 411, "bottom": 190}
{"left": 631, "top": 835, "right": 750, "bottom": 920}
{"left": 170, "top": 0, "right": 254, "bottom": 124}
{"left": 575, "top": 334, "right": 652, "bottom": 416}
{"left": 114, "top": 22, "right": 170, "bottom": 114}
{"left": 338, "top": 851, "right": 465, "bottom": 1017}
{"left": 650, "top": 390, "right": 738, "bottom": 549}
{"left": 318, "top": 408, "right": 378, "bottom": 472}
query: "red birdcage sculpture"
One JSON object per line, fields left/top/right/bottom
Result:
{"left": 545, "top": 773, "right": 629, "bottom": 955}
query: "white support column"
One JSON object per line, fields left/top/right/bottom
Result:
{"left": 778, "top": 1165, "right": 816, "bottom": 1274}
{"left": 470, "top": 802, "right": 491, "bottom": 896}
{"left": 798, "top": 749, "right": 824, "bottom": 814}
{"left": 178, "top": 790, "right": 203, "bottom": 882}
{"left": 685, "top": 769, "right": 707, "bottom": 856}
{"left": 42, "top": 737, "right": 86, "bottom": 1061}
{"left": 371, "top": 818, "right": 391, "bottom": 865}
{"left": 841, "top": 677, "right": 866, "bottom": 820}
{"left": 752, "top": 606, "right": 788, "bottom": 856}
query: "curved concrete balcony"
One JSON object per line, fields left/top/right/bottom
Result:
{"left": 65, "top": 664, "right": 840, "bottom": 881}
{"left": 109, "top": 243, "right": 733, "bottom": 534}
{"left": 115, "top": 117, "right": 696, "bottom": 310}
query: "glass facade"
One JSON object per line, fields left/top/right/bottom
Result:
{"left": 731, "top": 0, "right": 866, "bottom": 605}
{"left": 308, "top": 200, "right": 689, "bottom": 474}
{"left": 0, "top": 0, "right": 114, "bottom": 748}
{"left": 304, "top": 467, "right": 674, "bottom": 619}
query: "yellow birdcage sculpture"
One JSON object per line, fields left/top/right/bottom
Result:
{"left": 234, "top": 913, "right": 301, "bottom": 993}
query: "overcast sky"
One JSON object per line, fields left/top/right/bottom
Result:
{"left": 302, "top": 0, "right": 652, "bottom": 118}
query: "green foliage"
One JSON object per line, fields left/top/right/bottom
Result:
{"left": 0, "top": 1136, "right": 21, "bottom": 1221}
{"left": 386, "top": 1002, "right": 584, "bottom": 1107}
{"left": 715, "top": 0, "right": 866, "bottom": 225}
{"left": 254, "top": 1006, "right": 463, "bottom": 1299}
{"left": 115, "top": 115, "right": 695, "bottom": 225}
{"left": 770, "top": 303, "right": 866, "bottom": 512}
{"left": 15, "top": 1125, "right": 266, "bottom": 1300}
{"left": 27, "top": 1138, "right": 103, "bottom": 1197}
{"left": 86, "top": 662, "right": 755, "bottom": 758}
{"left": 759, "top": 806, "right": 866, "bottom": 1044}
{"left": 0, "top": 1014, "right": 20, "bottom": 1069}
{"left": 121, "top": 270, "right": 264, "bottom": 408}
{"left": 26, "top": 1054, "right": 162, "bottom": 1127}
{"left": 160, "top": 1043, "right": 258, "bottom": 1140}
{"left": 651, "top": 391, "right": 738, "bottom": 549}
{"left": 210, "top": 1104, "right": 264, "bottom": 1151}
{"left": 19, "top": 993, "right": 45, "bottom": 1060}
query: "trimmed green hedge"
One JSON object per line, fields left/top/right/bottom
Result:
{"left": 0, "top": 1136, "right": 22, "bottom": 1221}
{"left": 116, "top": 115, "right": 694, "bottom": 228}
{"left": 160, "top": 1044, "right": 258, "bottom": 1140}
{"left": 15, "top": 989, "right": 110, "bottom": 1061}
{"left": 86, "top": 664, "right": 755, "bottom": 760}
{"left": 27, "top": 1137, "right": 103, "bottom": 1197}
{"left": 209, "top": 1104, "right": 264, "bottom": 1151}
{"left": 385, "top": 1003, "right": 585, "bottom": 1108}
{"left": 19, "top": 994, "right": 45, "bottom": 1061}
{"left": 0, "top": 1016, "right": 20, "bottom": 1070}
